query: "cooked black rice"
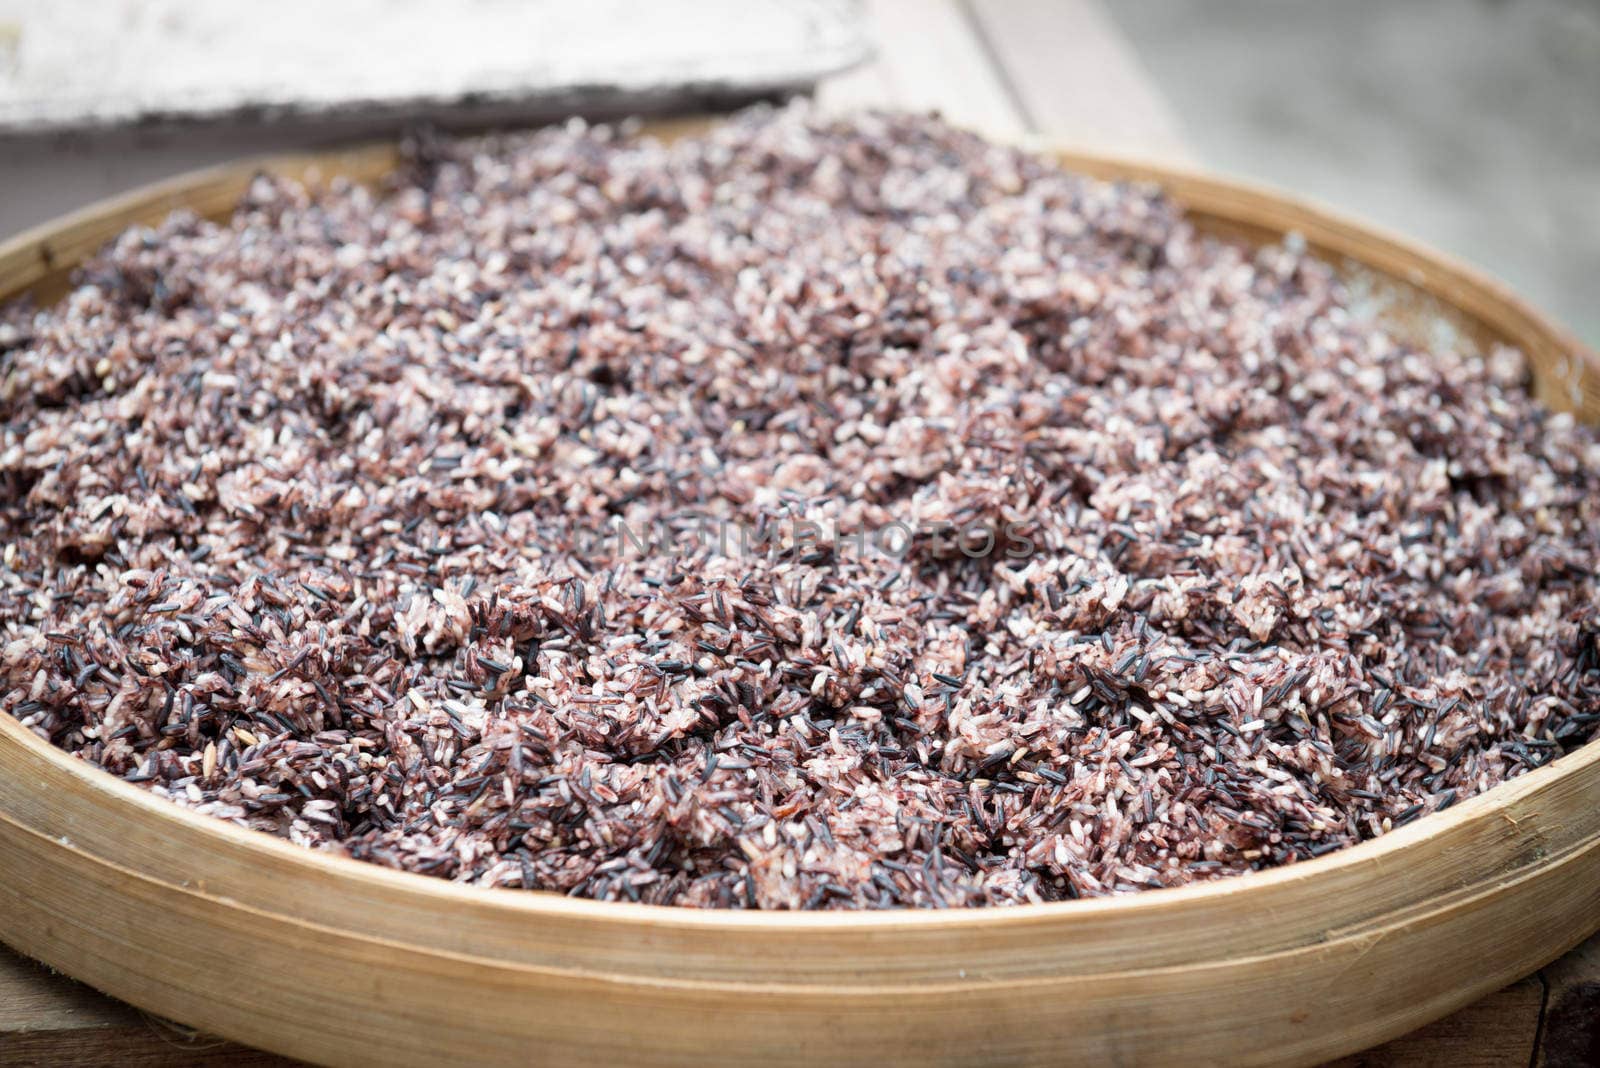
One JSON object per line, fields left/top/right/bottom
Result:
{"left": 3, "top": 105, "right": 1598, "bottom": 908}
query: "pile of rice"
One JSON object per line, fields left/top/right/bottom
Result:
{"left": 2, "top": 105, "right": 1597, "bottom": 908}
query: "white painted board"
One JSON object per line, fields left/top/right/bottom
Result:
{"left": 0, "top": 0, "right": 867, "bottom": 133}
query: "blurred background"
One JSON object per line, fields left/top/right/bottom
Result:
{"left": 0, "top": 0, "right": 1596, "bottom": 346}
{"left": 1112, "top": 0, "right": 1600, "bottom": 350}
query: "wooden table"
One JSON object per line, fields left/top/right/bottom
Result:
{"left": 1, "top": 2, "right": 1595, "bottom": 1064}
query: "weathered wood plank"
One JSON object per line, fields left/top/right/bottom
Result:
{"left": 813, "top": 0, "right": 1028, "bottom": 138}
{"left": 1325, "top": 976, "right": 1544, "bottom": 1067}
{"left": 0, "top": 946, "right": 134, "bottom": 1034}
{"left": 964, "top": 0, "right": 1194, "bottom": 160}
{"left": 1538, "top": 934, "right": 1600, "bottom": 1068}
{"left": 0, "top": 0, "right": 867, "bottom": 134}
{"left": 0, "top": 948, "right": 292, "bottom": 1066}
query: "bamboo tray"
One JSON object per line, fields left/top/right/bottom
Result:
{"left": 1, "top": 119, "right": 1598, "bottom": 1068}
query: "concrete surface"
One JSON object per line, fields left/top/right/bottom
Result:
{"left": 0, "top": 0, "right": 863, "bottom": 132}
{"left": 1110, "top": 0, "right": 1600, "bottom": 347}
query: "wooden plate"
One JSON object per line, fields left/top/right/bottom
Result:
{"left": 2, "top": 119, "right": 1598, "bottom": 1068}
